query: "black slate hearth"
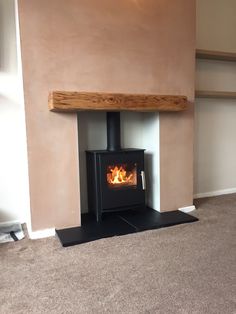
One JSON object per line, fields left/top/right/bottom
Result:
{"left": 56, "top": 207, "right": 198, "bottom": 247}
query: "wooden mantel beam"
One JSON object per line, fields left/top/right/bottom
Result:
{"left": 49, "top": 91, "right": 189, "bottom": 112}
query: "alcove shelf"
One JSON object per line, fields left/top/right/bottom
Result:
{"left": 196, "top": 49, "right": 236, "bottom": 62}
{"left": 195, "top": 91, "right": 236, "bottom": 99}
{"left": 195, "top": 49, "right": 236, "bottom": 99}
{"left": 49, "top": 91, "right": 189, "bottom": 112}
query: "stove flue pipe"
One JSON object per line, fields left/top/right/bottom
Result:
{"left": 106, "top": 112, "right": 121, "bottom": 151}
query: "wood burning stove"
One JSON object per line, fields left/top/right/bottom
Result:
{"left": 86, "top": 112, "right": 145, "bottom": 221}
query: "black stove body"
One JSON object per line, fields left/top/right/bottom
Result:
{"left": 86, "top": 112, "right": 145, "bottom": 221}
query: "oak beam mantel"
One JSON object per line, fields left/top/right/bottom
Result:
{"left": 49, "top": 91, "right": 189, "bottom": 112}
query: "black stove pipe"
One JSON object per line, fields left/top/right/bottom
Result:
{"left": 106, "top": 112, "right": 121, "bottom": 151}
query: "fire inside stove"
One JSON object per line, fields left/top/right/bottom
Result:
{"left": 107, "top": 163, "right": 137, "bottom": 188}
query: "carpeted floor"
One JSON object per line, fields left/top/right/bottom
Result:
{"left": 0, "top": 194, "right": 236, "bottom": 314}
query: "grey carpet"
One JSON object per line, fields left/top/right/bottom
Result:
{"left": 0, "top": 194, "right": 236, "bottom": 314}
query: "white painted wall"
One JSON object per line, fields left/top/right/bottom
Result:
{"left": 196, "top": 0, "right": 236, "bottom": 53}
{"left": 0, "top": 0, "right": 30, "bottom": 224}
{"left": 78, "top": 112, "right": 160, "bottom": 212}
{"left": 194, "top": 0, "right": 236, "bottom": 197}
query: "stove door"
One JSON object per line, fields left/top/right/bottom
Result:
{"left": 99, "top": 151, "right": 145, "bottom": 211}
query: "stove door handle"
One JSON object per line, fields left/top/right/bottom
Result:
{"left": 141, "top": 171, "right": 146, "bottom": 190}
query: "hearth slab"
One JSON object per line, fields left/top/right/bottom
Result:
{"left": 56, "top": 208, "right": 198, "bottom": 247}
{"left": 119, "top": 207, "right": 198, "bottom": 231}
{"left": 56, "top": 216, "right": 136, "bottom": 247}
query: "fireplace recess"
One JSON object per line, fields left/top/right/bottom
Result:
{"left": 86, "top": 112, "right": 145, "bottom": 221}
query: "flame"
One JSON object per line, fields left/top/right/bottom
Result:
{"left": 107, "top": 164, "right": 136, "bottom": 186}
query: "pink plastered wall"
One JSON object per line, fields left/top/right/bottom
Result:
{"left": 18, "top": 0, "right": 195, "bottom": 231}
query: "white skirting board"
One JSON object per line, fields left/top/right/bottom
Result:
{"left": 27, "top": 227, "right": 55, "bottom": 239}
{"left": 27, "top": 205, "right": 197, "bottom": 239}
{"left": 26, "top": 205, "right": 198, "bottom": 239}
{"left": 178, "top": 205, "right": 196, "bottom": 213}
{"left": 1, "top": 221, "right": 56, "bottom": 240}
{"left": 194, "top": 187, "right": 236, "bottom": 199}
